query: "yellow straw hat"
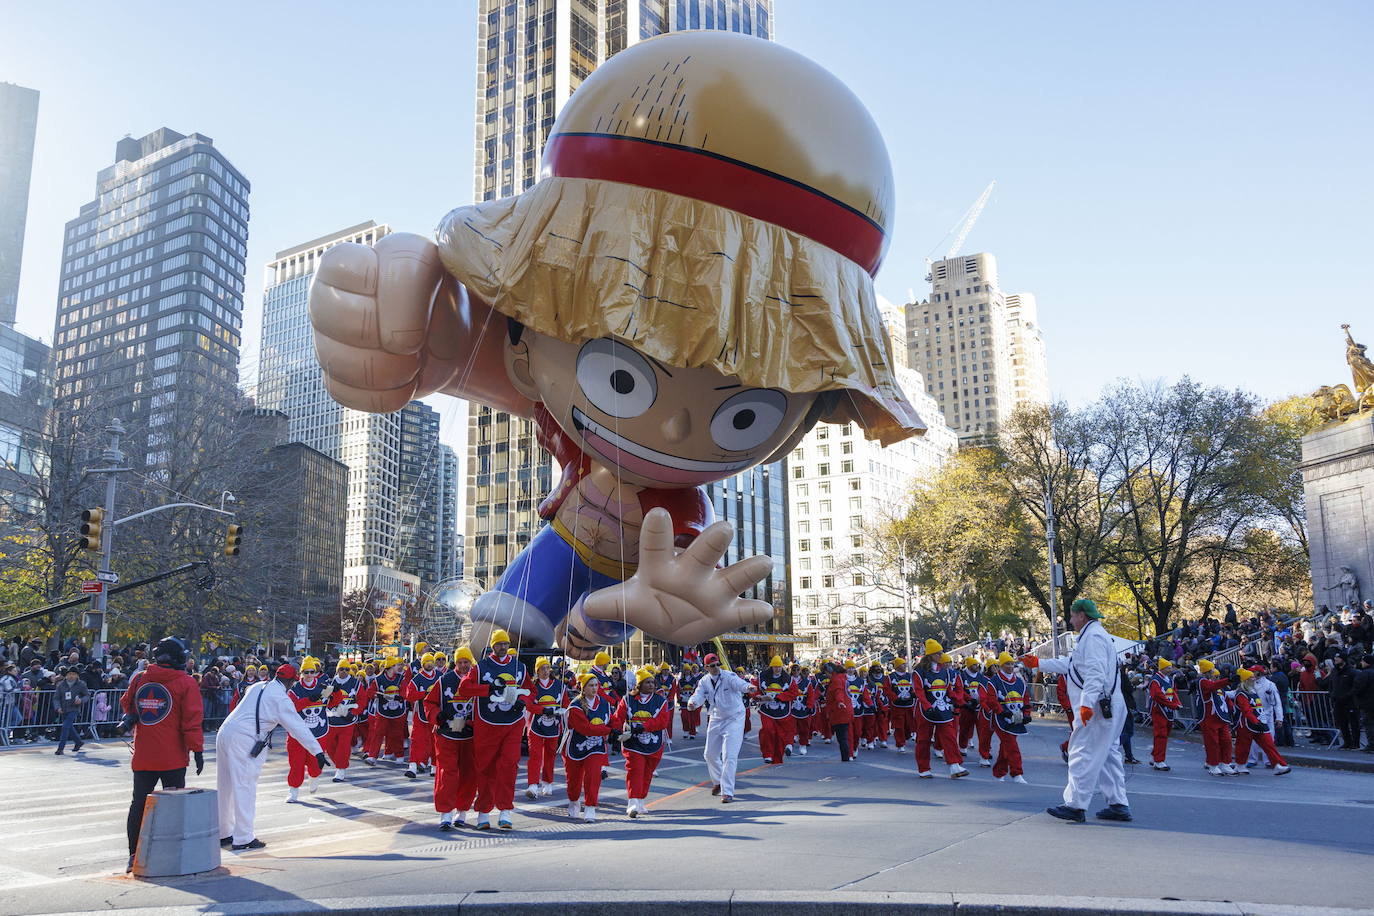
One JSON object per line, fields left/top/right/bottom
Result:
{"left": 434, "top": 31, "right": 922, "bottom": 446}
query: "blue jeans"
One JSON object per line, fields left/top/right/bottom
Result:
{"left": 57, "top": 709, "right": 80, "bottom": 750}
{"left": 1119, "top": 710, "right": 1136, "bottom": 760}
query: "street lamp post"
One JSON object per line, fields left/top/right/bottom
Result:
{"left": 1044, "top": 487, "right": 1061, "bottom": 655}
{"left": 897, "top": 548, "right": 913, "bottom": 663}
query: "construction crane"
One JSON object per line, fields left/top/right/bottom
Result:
{"left": 924, "top": 180, "right": 996, "bottom": 280}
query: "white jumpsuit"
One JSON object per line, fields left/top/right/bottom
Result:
{"left": 1038, "top": 620, "right": 1129, "bottom": 812}
{"left": 216, "top": 679, "right": 324, "bottom": 845}
{"left": 688, "top": 671, "right": 753, "bottom": 797}
{"left": 1246, "top": 676, "right": 1282, "bottom": 765}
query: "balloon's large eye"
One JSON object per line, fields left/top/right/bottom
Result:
{"left": 710, "top": 389, "right": 789, "bottom": 452}
{"left": 576, "top": 339, "right": 658, "bottom": 419}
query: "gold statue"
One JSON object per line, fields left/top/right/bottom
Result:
{"left": 1344, "top": 324, "right": 1374, "bottom": 411}
{"left": 1311, "top": 384, "right": 1359, "bottom": 423}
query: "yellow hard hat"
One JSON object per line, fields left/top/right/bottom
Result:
{"left": 594, "top": 650, "right": 611, "bottom": 667}
{"left": 891, "top": 657, "right": 907, "bottom": 667}
{"left": 534, "top": 656, "right": 551, "bottom": 672}
{"left": 939, "top": 653, "right": 952, "bottom": 665}
{"left": 769, "top": 655, "right": 783, "bottom": 668}
{"left": 1237, "top": 668, "right": 1255, "bottom": 682}
{"left": 996, "top": 651, "right": 1016, "bottom": 666}
{"left": 924, "top": 639, "right": 943, "bottom": 656}
{"left": 488, "top": 629, "right": 511, "bottom": 648}
{"left": 1198, "top": 659, "right": 1215, "bottom": 674}
{"left": 420, "top": 653, "right": 436, "bottom": 665}
{"left": 454, "top": 647, "right": 476, "bottom": 664}
{"left": 963, "top": 656, "right": 979, "bottom": 669}
{"left": 1157, "top": 658, "right": 1173, "bottom": 671}
{"left": 300, "top": 656, "right": 321, "bottom": 672}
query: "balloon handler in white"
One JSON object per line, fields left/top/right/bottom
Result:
{"left": 306, "top": 29, "right": 927, "bottom": 660}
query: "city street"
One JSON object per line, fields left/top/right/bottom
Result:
{"left": 2, "top": 722, "right": 1370, "bottom": 915}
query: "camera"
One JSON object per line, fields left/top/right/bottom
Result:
{"left": 1098, "top": 696, "right": 1113, "bottom": 719}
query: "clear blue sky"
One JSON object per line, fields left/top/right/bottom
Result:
{"left": 5, "top": 0, "right": 1373, "bottom": 433}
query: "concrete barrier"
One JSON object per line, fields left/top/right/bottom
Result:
{"left": 132, "top": 787, "right": 221, "bottom": 878}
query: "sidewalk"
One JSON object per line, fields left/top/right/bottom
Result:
{"left": 1174, "top": 730, "right": 1374, "bottom": 774}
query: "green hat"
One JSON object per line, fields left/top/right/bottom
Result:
{"left": 1071, "top": 598, "right": 1103, "bottom": 619}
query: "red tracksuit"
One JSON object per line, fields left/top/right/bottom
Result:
{"left": 847, "top": 673, "right": 872, "bottom": 754}
{"left": 790, "top": 675, "right": 817, "bottom": 747}
{"left": 678, "top": 672, "right": 702, "bottom": 736}
{"left": 1199, "top": 676, "right": 1236, "bottom": 767}
{"left": 320, "top": 674, "right": 373, "bottom": 769}
{"left": 883, "top": 670, "right": 918, "bottom": 750}
{"left": 755, "top": 670, "right": 798, "bottom": 764}
{"left": 564, "top": 695, "right": 613, "bottom": 807}
{"left": 914, "top": 664, "right": 964, "bottom": 771}
{"left": 1233, "top": 691, "right": 1286, "bottom": 768}
{"left": 458, "top": 651, "right": 532, "bottom": 814}
{"left": 868, "top": 676, "right": 889, "bottom": 744}
{"left": 365, "top": 667, "right": 412, "bottom": 758}
{"left": 524, "top": 677, "right": 567, "bottom": 786}
{"left": 427, "top": 669, "right": 478, "bottom": 814}
{"left": 405, "top": 668, "right": 442, "bottom": 767}
{"left": 957, "top": 670, "right": 993, "bottom": 761}
{"left": 656, "top": 673, "right": 677, "bottom": 740}
{"left": 614, "top": 688, "right": 674, "bottom": 800}
{"left": 982, "top": 670, "right": 1032, "bottom": 778}
{"left": 286, "top": 675, "right": 331, "bottom": 787}
{"left": 1147, "top": 671, "right": 1182, "bottom": 764}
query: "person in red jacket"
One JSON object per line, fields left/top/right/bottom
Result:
{"left": 614, "top": 666, "right": 674, "bottom": 817}
{"left": 1232, "top": 669, "right": 1292, "bottom": 775}
{"left": 913, "top": 641, "right": 969, "bottom": 778}
{"left": 564, "top": 671, "right": 613, "bottom": 822}
{"left": 755, "top": 656, "right": 798, "bottom": 765}
{"left": 404, "top": 653, "right": 442, "bottom": 779}
{"left": 1196, "top": 659, "right": 1237, "bottom": 775}
{"left": 365, "top": 656, "right": 411, "bottom": 763}
{"left": 822, "top": 660, "right": 857, "bottom": 761}
{"left": 457, "top": 629, "right": 532, "bottom": 830}
{"left": 981, "top": 652, "right": 1032, "bottom": 783}
{"left": 1146, "top": 658, "right": 1182, "bottom": 771}
{"left": 321, "top": 660, "right": 373, "bottom": 782}
{"left": 883, "top": 657, "right": 918, "bottom": 751}
{"left": 118, "top": 637, "right": 204, "bottom": 872}
{"left": 426, "top": 647, "right": 479, "bottom": 830}
{"left": 284, "top": 656, "right": 333, "bottom": 802}
{"left": 524, "top": 656, "right": 566, "bottom": 799}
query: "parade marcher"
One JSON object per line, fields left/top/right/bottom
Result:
{"left": 564, "top": 672, "right": 613, "bottom": 822}
{"left": 756, "top": 655, "right": 798, "bottom": 765}
{"left": 687, "top": 653, "right": 758, "bottom": 803}
{"left": 737, "top": 666, "right": 755, "bottom": 735}
{"left": 426, "top": 647, "right": 478, "bottom": 830}
{"left": 790, "top": 664, "right": 817, "bottom": 755}
{"left": 1147, "top": 658, "right": 1181, "bottom": 771}
{"left": 868, "top": 664, "right": 891, "bottom": 748}
{"left": 1022, "top": 599, "right": 1131, "bottom": 823}
{"left": 913, "top": 640, "right": 968, "bottom": 778}
{"left": 404, "top": 653, "right": 442, "bottom": 779}
{"left": 1232, "top": 669, "right": 1291, "bottom": 775}
{"left": 284, "top": 656, "right": 333, "bottom": 802}
{"left": 216, "top": 664, "right": 328, "bottom": 850}
{"left": 117, "top": 637, "right": 203, "bottom": 872}
{"left": 322, "top": 660, "right": 373, "bottom": 782}
{"left": 655, "top": 663, "right": 678, "bottom": 747}
{"left": 1119, "top": 662, "right": 1141, "bottom": 765}
{"left": 982, "top": 652, "right": 1031, "bottom": 783}
{"left": 958, "top": 656, "right": 994, "bottom": 767}
{"left": 820, "top": 660, "right": 856, "bottom": 761}
{"left": 883, "top": 657, "right": 917, "bottom": 752}
{"left": 365, "top": 656, "right": 411, "bottom": 764}
{"left": 1196, "top": 659, "right": 1238, "bottom": 776}
{"left": 678, "top": 663, "right": 702, "bottom": 738}
{"left": 524, "top": 656, "right": 566, "bottom": 799}
{"left": 615, "top": 666, "right": 674, "bottom": 817}
{"left": 1244, "top": 664, "right": 1283, "bottom": 768}
{"left": 457, "top": 629, "right": 531, "bottom": 830}
{"left": 409, "top": 642, "right": 429, "bottom": 674}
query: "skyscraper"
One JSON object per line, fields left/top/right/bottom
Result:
{"left": 51, "top": 129, "right": 249, "bottom": 466}
{"left": 0, "top": 83, "right": 39, "bottom": 327}
{"left": 466, "top": 0, "right": 778, "bottom": 644}
{"left": 397, "top": 400, "right": 458, "bottom": 593}
{"left": 904, "top": 253, "right": 1049, "bottom": 447}
{"left": 0, "top": 324, "right": 51, "bottom": 525}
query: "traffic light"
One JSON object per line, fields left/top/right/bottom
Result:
{"left": 223, "top": 523, "right": 243, "bottom": 557}
{"left": 80, "top": 508, "right": 104, "bottom": 551}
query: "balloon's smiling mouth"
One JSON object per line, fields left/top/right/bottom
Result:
{"left": 570, "top": 408, "right": 751, "bottom": 484}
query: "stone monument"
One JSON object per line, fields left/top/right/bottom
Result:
{"left": 1301, "top": 324, "right": 1374, "bottom": 612}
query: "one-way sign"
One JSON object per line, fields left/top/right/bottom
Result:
{"left": 96, "top": 570, "right": 119, "bottom": 584}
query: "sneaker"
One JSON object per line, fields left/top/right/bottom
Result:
{"left": 405, "top": 764, "right": 418, "bottom": 779}
{"left": 1124, "top": 757, "right": 1141, "bottom": 765}
{"left": 799, "top": 746, "right": 808, "bottom": 756}
{"left": 1208, "top": 765, "right": 1224, "bottom": 776}
{"left": 220, "top": 836, "right": 232, "bottom": 848}
{"left": 711, "top": 783, "right": 721, "bottom": 796}
{"left": 1150, "top": 761, "right": 1171, "bottom": 771}
{"left": 720, "top": 795, "right": 733, "bottom": 804}
{"left": 567, "top": 801, "right": 582, "bottom": 820}
{"left": 287, "top": 786, "right": 299, "bottom": 803}
{"left": 979, "top": 757, "right": 993, "bottom": 767}
{"left": 1094, "top": 804, "right": 1133, "bottom": 822}
{"left": 308, "top": 776, "right": 319, "bottom": 795}
{"left": 996, "top": 775, "right": 1007, "bottom": 782}
{"left": 1274, "top": 764, "right": 1292, "bottom": 776}
{"left": 231, "top": 838, "right": 267, "bottom": 850}
{"left": 823, "top": 738, "right": 831, "bottom": 744}
{"left": 1233, "top": 766, "right": 1251, "bottom": 775}
{"left": 583, "top": 806, "right": 597, "bottom": 822}
{"left": 784, "top": 745, "right": 792, "bottom": 756}
{"left": 881, "top": 741, "right": 889, "bottom": 748}
{"left": 439, "top": 812, "right": 454, "bottom": 831}
{"left": 498, "top": 811, "right": 514, "bottom": 829}
{"left": 73, "top": 740, "right": 84, "bottom": 752}
{"left": 949, "top": 764, "right": 969, "bottom": 779}
{"left": 1045, "top": 805, "right": 1086, "bottom": 823}
{"left": 332, "top": 768, "right": 347, "bottom": 783}
{"left": 1223, "top": 763, "right": 1239, "bottom": 775}
{"left": 918, "top": 770, "right": 933, "bottom": 778}
{"left": 54, "top": 749, "right": 64, "bottom": 756}
{"left": 364, "top": 757, "right": 377, "bottom": 767}
{"left": 455, "top": 811, "right": 469, "bottom": 828}
{"left": 1011, "top": 775, "right": 1028, "bottom": 784}
{"left": 525, "top": 785, "right": 539, "bottom": 800}
{"left": 476, "top": 813, "right": 491, "bottom": 830}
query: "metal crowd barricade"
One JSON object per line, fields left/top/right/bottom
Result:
{"left": 1290, "top": 690, "right": 1341, "bottom": 748}
{"left": 0, "top": 687, "right": 128, "bottom": 746}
